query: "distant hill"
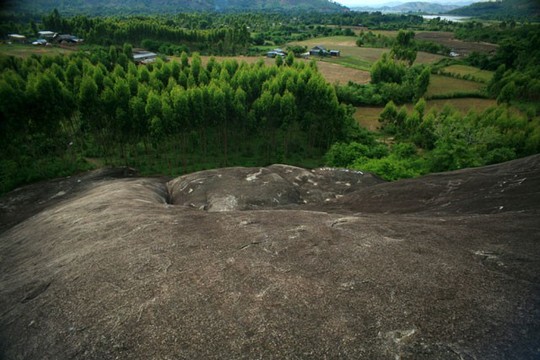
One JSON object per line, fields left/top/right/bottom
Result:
{"left": 3, "top": 0, "right": 347, "bottom": 15}
{"left": 352, "top": 1, "right": 466, "bottom": 14}
{"left": 449, "top": 0, "right": 540, "bottom": 19}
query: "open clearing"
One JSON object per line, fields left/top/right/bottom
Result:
{"left": 415, "top": 31, "right": 498, "bottom": 57}
{"left": 0, "top": 44, "right": 76, "bottom": 58}
{"left": 442, "top": 64, "right": 494, "bottom": 82}
{"left": 354, "top": 106, "right": 385, "bottom": 131}
{"left": 427, "top": 74, "right": 486, "bottom": 97}
{"left": 290, "top": 36, "right": 446, "bottom": 67}
{"left": 424, "top": 97, "right": 497, "bottom": 113}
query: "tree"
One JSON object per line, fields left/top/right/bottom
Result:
{"left": 497, "top": 81, "right": 516, "bottom": 104}
{"left": 391, "top": 30, "right": 417, "bottom": 66}
{"left": 285, "top": 52, "right": 295, "bottom": 67}
{"left": 275, "top": 55, "right": 284, "bottom": 67}
{"left": 415, "top": 67, "right": 430, "bottom": 100}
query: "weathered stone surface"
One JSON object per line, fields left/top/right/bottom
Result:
{"left": 0, "top": 157, "right": 539, "bottom": 359}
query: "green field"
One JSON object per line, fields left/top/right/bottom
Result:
{"left": 0, "top": 43, "right": 76, "bottom": 58}
{"left": 442, "top": 64, "right": 494, "bottom": 83}
{"left": 289, "top": 36, "right": 445, "bottom": 69}
{"left": 423, "top": 98, "right": 497, "bottom": 113}
{"left": 426, "top": 74, "right": 486, "bottom": 98}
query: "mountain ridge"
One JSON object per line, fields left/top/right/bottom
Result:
{"left": 449, "top": 0, "right": 540, "bottom": 19}
{"left": 352, "top": 1, "right": 461, "bottom": 14}
{"left": 4, "top": 0, "right": 348, "bottom": 15}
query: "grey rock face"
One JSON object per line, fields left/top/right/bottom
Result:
{"left": 0, "top": 158, "right": 539, "bottom": 359}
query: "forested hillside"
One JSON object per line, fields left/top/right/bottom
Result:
{"left": 450, "top": 0, "right": 540, "bottom": 20}
{"left": 3, "top": 0, "right": 347, "bottom": 15}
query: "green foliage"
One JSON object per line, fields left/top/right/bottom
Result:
{"left": 13, "top": 0, "right": 347, "bottom": 15}
{"left": 390, "top": 30, "right": 417, "bottom": 66}
{"left": 337, "top": 55, "right": 429, "bottom": 106}
{"left": 326, "top": 100, "right": 540, "bottom": 181}
{"left": 0, "top": 49, "right": 356, "bottom": 193}
{"left": 449, "top": 0, "right": 540, "bottom": 20}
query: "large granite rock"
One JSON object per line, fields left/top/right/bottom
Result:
{"left": 1, "top": 156, "right": 539, "bottom": 359}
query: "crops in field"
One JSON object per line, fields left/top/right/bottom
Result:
{"left": 441, "top": 64, "right": 494, "bottom": 83}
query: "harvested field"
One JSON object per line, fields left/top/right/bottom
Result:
{"left": 416, "top": 31, "right": 498, "bottom": 57}
{"left": 315, "top": 60, "right": 371, "bottom": 84}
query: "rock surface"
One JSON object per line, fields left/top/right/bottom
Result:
{"left": 0, "top": 157, "right": 539, "bottom": 359}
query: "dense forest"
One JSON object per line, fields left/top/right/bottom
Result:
{"left": 0, "top": 8, "right": 539, "bottom": 193}
{"left": 450, "top": 0, "right": 540, "bottom": 20}
{"left": 0, "top": 10, "right": 429, "bottom": 55}
{"left": 0, "top": 47, "right": 359, "bottom": 192}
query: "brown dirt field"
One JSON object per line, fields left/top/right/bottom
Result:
{"left": 314, "top": 60, "right": 371, "bottom": 84}
{"left": 416, "top": 31, "right": 498, "bottom": 57}
{"left": 1, "top": 157, "right": 539, "bottom": 359}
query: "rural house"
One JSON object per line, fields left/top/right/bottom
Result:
{"left": 309, "top": 46, "right": 341, "bottom": 57}
{"left": 309, "top": 45, "right": 328, "bottom": 56}
{"left": 52, "top": 34, "right": 83, "bottom": 44}
{"left": 133, "top": 50, "right": 158, "bottom": 64}
{"left": 8, "top": 34, "right": 26, "bottom": 43}
{"left": 38, "top": 31, "right": 55, "bottom": 39}
{"left": 266, "top": 48, "right": 287, "bottom": 58}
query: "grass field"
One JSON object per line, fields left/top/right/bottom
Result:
{"left": 289, "top": 36, "right": 445, "bottom": 68}
{"left": 354, "top": 107, "right": 384, "bottom": 131}
{"left": 422, "top": 98, "right": 497, "bottom": 113}
{"left": 0, "top": 43, "right": 76, "bottom": 58}
{"left": 442, "top": 65, "right": 494, "bottom": 83}
{"left": 426, "top": 74, "right": 486, "bottom": 98}
{"left": 415, "top": 31, "right": 498, "bottom": 57}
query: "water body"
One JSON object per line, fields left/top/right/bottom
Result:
{"left": 423, "top": 15, "right": 471, "bottom": 22}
